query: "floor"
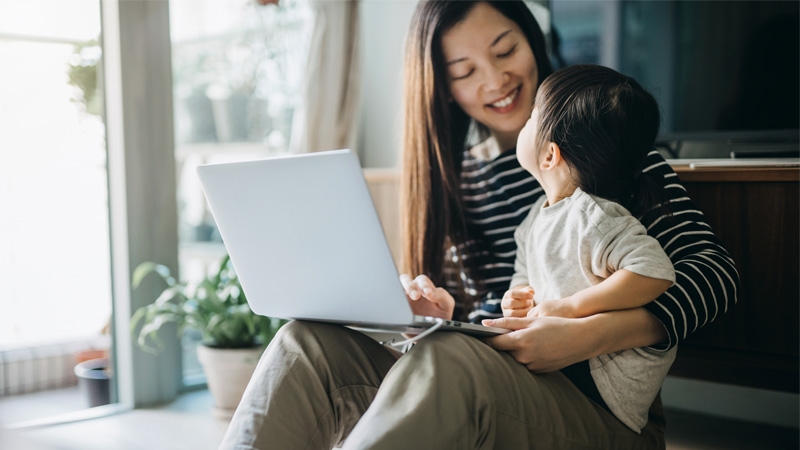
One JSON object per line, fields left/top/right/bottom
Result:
{"left": 664, "top": 409, "right": 798, "bottom": 450}
{"left": 2, "top": 390, "right": 227, "bottom": 450}
{"left": 0, "top": 386, "right": 89, "bottom": 425}
{"left": 1, "top": 390, "right": 797, "bottom": 449}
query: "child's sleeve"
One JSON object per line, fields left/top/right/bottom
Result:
{"left": 594, "top": 216, "right": 676, "bottom": 284}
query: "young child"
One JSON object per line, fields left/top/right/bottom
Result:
{"left": 503, "top": 64, "right": 677, "bottom": 433}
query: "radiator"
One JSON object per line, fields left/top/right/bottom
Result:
{"left": 0, "top": 338, "right": 107, "bottom": 397}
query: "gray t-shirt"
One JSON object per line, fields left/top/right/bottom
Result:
{"left": 511, "top": 187, "right": 676, "bottom": 433}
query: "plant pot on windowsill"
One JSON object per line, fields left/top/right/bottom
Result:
{"left": 130, "top": 256, "right": 286, "bottom": 418}
{"left": 74, "top": 357, "right": 111, "bottom": 408}
{"left": 196, "top": 345, "right": 264, "bottom": 419}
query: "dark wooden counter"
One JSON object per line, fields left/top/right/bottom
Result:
{"left": 668, "top": 164, "right": 799, "bottom": 392}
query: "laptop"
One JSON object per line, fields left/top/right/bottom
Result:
{"left": 196, "top": 149, "right": 508, "bottom": 338}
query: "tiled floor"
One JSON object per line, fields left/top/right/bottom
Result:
{"left": 2, "top": 390, "right": 798, "bottom": 449}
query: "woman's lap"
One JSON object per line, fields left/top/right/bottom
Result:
{"left": 220, "top": 322, "right": 664, "bottom": 450}
{"left": 220, "top": 320, "right": 398, "bottom": 450}
{"left": 344, "top": 331, "right": 664, "bottom": 450}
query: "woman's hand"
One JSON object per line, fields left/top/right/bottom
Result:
{"left": 482, "top": 308, "right": 668, "bottom": 373}
{"left": 501, "top": 285, "right": 535, "bottom": 317}
{"left": 482, "top": 316, "right": 594, "bottom": 372}
{"left": 399, "top": 274, "right": 455, "bottom": 320}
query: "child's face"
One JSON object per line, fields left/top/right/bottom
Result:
{"left": 516, "top": 105, "right": 541, "bottom": 179}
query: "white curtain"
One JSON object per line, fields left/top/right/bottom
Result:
{"left": 290, "top": 0, "right": 360, "bottom": 154}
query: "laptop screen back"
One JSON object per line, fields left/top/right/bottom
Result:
{"left": 196, "top": 150, "right": 414, "bottom": 326}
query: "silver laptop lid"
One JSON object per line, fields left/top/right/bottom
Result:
{"left": 196, "top": 149, "right": 414, "bottom": 326}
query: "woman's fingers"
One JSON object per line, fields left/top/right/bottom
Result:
{"left": 483, "top": 316, "right": 533, "bottom": 331}
{"left": 400, "top": 273, "right": 439, "bottom": 301}
{"left": 399, "top": 274, "right": 455, "bottom": 319}
{"left": 399, "top": 273, "right": 421, "bottom": 300}
{"left": 413, "top": 274, "right": 436, "bottom": 297}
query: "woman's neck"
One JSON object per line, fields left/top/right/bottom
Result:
{"left": 493, "top": 129, "right": 519, "bottom": 151}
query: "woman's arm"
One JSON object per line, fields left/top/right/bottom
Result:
{"left": 638, "top": 151, "right": 740, "bottom": 349}
{"left": 484, "top": 307, "right": 666, "bottom": 372}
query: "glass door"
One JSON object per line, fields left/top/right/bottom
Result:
{"left": 168, "top": 0, "right": 312, "bottom": 384}
{"left": 0, "top": 0, "right": 116, "bottom": 424}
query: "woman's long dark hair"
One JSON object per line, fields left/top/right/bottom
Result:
{"left": 400, "top": 1, "right": 552, "bottom": 304}
{"left": 534, "top": 64, "right": 670, "bottom": 218}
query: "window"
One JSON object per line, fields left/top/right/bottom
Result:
{"left": 0, "top": 0, "right": 115, "bottom": 422}
{"left": 168, "top": 0, "right": 312, "bottom": 383}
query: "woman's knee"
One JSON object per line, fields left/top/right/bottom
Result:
{"left": 270, "top": 321, "right": 396, "bottom": 377}
{"left": 272, "top": 320, "right": 352, "bottom": 351}
{"left": 276, "top": 318, "right": 340, "bottom": 339}
{"left": 413, "top": 331, "right": 488, "bottom": 356}
{"left": 403, "top": 332, "right": 493, "bottom": 378}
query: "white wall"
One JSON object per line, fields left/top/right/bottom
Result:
{"left": 357, "top": 0, "right": 417, "bottom": 168}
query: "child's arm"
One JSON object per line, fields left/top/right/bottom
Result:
{"left": 506, "top": 207, "right": 539, "bottom": 317}
{"left": 529, "top": 269, "right": 672, "bottom": 318}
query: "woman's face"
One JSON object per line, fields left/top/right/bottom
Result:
{"left": 441, "top": 2, "right": 538, "bottom": 150}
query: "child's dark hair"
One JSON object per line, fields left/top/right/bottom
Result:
{"left": 534, "top": 64, "right": 671, "bottom": 218}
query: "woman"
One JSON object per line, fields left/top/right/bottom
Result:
{"left": 220, "top": 2, "right": 739, "bottom": 449}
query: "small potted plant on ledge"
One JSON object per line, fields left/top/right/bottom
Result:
{"left": 130, "top": 255, "right": 286, "bottom": 419}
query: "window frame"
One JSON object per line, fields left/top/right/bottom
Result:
{"left": 103, "top": 0, "right": 183, "bottom": 407}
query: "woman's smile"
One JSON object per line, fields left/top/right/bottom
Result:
{"left": 487, "top": 85, "right": 521, "bottom": 112}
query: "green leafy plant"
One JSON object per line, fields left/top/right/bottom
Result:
{"left": 67, "top": 39, "right": 102, "bottom": 116}
{"left": 130, "top": 255, "right": 285, "bottom": 353}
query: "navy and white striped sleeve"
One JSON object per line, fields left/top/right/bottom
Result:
{"left": 639, "top": 151, "right": 741, "bottom": 350}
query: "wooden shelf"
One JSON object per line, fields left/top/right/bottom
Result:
{"left": 668, "top": 164, "right": 799, "bottom": 393}
{"left": 672, "top": 164, "right": 799, "bottom": 182}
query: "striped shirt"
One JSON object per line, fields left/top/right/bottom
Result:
{"left": 453, "top": 147, "right": 740, "bottom": 350}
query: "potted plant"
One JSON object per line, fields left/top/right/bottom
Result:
{"left": 130, "top": 255, "right": 286, "bottom": 418}
{"left": 67, "top": 39, "right": 102, "bottom": 117}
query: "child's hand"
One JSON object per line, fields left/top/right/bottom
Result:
{"left": 501, "top": 285, "right": 535, "bottom": 317}
{"left": 527, "top": 298, "right": 577, "bottom": 318}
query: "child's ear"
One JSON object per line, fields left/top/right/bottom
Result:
{"left": 539, "top": 142, "right": 562, "bottom": 171}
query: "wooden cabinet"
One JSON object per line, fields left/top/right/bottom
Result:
{"left": 668, "top": 165, "right": 799, "bottom": 393}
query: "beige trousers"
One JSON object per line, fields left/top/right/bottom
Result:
{"left": 219, "top": 321, "right": 665, "bottom": 450}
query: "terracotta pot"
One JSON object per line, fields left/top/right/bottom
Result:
{"left": 74, "top": 349, "right": 108, "bottom": 365}
{"left": 196, "top": 345, "right": 264, "bottom": 419}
